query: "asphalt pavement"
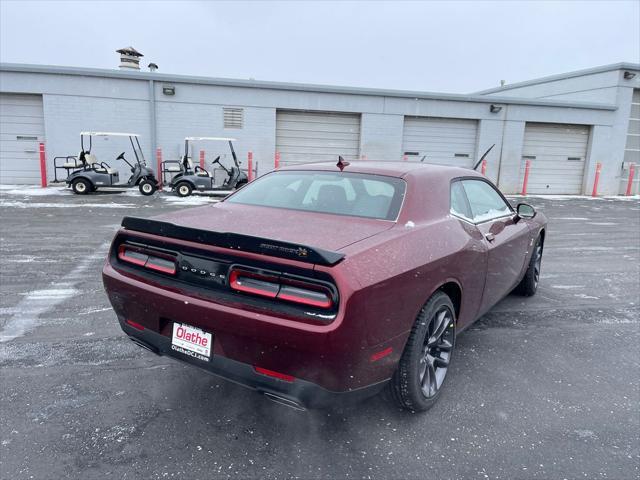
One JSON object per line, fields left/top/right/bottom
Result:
{"left": 0, "top": 186, "right": 638, "bottom": 479}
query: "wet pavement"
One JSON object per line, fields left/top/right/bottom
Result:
{"left": 1, "top": 186, "right": 638, "bottom": 479}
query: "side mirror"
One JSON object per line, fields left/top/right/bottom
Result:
{"left": 516, "top": 203, "right": 536, "bottom": 219}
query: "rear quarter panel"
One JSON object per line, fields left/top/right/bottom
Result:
{"left": 331, "top": 216, "right": 487, "bottom": 347}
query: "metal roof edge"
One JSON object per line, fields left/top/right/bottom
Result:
{"left": 0, "top": 62, "right": 617, "bottom": 111}
{"left": 474, "top": 62, "right": 640, "bottom": 95}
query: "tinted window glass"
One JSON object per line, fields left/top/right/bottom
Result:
{"left": 450, "top": 181, "right": 472, "bottom": 220}
{"left": 226, "top": 171, "right": 406, "bottom": 221}
{"left": 461, "top": 180, "right": 511, "bottom": 222}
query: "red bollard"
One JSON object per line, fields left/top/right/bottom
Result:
{"left": 402, "top": 154, "right": 408, "bottom": 162}
{"left": 39, "top": 142, "right": 47, "bottom": 188}
{"left": 275, "top": 151, "right": 280, "bottom": 170}
{"left": 521, "top": 159, "right": 531, "bottom": 195}
{"left": 592, "top": 162, "right": 602, "bottom": 197}
{"left": 481, "top": 159, "right": 487, "bottom": 176}
{"left": 248, "top": 151, "right": 254, "bottom": 182}
{"left": 626, "top": 163, "right": 636, "bottom": 196}
{"left": 156, "top": 148, "right": 163, "bottom": 188}
{"left": 199, "top": 150, "right": 205, "bottom": 169}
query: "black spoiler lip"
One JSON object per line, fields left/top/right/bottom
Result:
{"left": 120, "top": 216, "right": 345, "bottom": 267}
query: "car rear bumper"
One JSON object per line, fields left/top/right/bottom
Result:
{"left": 120, "top": 318, "right": 388, "bottom": 409}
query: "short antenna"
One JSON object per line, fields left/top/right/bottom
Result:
{"left": 337, "top": 156, "right": 350, "bottom": 171}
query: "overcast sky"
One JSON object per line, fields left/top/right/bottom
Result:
{"left": 1, "top": 0, "right": 638, "bottom": 93}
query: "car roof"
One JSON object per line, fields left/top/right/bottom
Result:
{"left": 277, "top": 160, "right": 480, "bottom": 180}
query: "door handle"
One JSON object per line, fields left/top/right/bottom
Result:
{"left": 485, "top": 233, "right": 495, "bottom": 242}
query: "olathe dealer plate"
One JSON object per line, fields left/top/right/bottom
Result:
{"left": 171, "top": 322, "right": 212, "bottom": 362}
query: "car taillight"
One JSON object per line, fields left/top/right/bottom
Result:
{"left": 229, "top": 267, "right": 335, "bottom": 309}
{"left": 277, "top": 285, "right": 333, "bottom": 308}
{"left": 229, "top": 270, "right": 279, "bottom": 298}
{"left": 118, "top": 244, "right": 177, "bottom": 275}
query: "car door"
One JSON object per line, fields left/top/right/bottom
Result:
{"left": 460, "top": 179, "right": 531, "bottom": 314}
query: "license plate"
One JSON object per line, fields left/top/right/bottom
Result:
{"left": 171, "top": 323, "right": 212, "bottom": 362}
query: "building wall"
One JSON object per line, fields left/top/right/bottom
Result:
{"left": 155, "top": 101, "right": 276, "bottom": 174}
{"left": 0, "top": 65, "right": 627, "bottom": 194}
{"left": 481, "top": 66, "right": 640, "bottom": 194}
{"left": 43, "top": 94, "right": 151, "bottom": 179}
{"left": 480, "top": 70, "right": 624, "bottom": 104}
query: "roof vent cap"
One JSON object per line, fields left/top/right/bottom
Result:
{"left": 116, "top": 46, "right": 143, "bottom": 70}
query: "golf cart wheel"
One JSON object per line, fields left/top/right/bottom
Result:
{"left": 71, "top": 178, "right": 91, "bottom": 195}
{"left": 175, "top": 182, "right": 193, "bottom": 197}
{"left": 139, "top": 179, "right": 157, "bottom": 196}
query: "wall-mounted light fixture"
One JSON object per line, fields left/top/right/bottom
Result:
{"left": 162, "top": 85, "right": 175, "bottom": 96}
{"left": 490, "top": 104, "right": 503, "bottom": 113}
{"left": 624, "top": 71, "right": 636, "bottom": 80}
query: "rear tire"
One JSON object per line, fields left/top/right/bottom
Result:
{"left": 514, "top": 236, "right": 543, "bottom": 296}
{"left": 388, "top": 291, "right": 456, "bottom": 412}
{"left": 139, "top": 179, "right": 157, "bottom": 196}
{"left": 175, "top": 182, "right": 192, "bottom": 197}
{"left": 71, "top": 178, "right": 91, "bottom": 195}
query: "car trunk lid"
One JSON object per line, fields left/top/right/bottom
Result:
{"left": 152, "top": 203, "right": 395, "bottom": 254}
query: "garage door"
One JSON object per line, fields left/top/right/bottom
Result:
{"left": 0, "top": 93, "right": 45, "bottom": 184}
{"left": 519, "top": 123, "right": 590, "bottom": 194}
{"left": 402, "top": 117, "right": 478, "bottom": 167}
{"left": 623, "top": 89, "right": 640, "bottom": 194}
{"left": 275, "top": 111, "right": 360, "bottom": 166}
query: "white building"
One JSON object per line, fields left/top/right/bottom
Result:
{"left": 0, "top": 60, "right": 638, "bottom": 194}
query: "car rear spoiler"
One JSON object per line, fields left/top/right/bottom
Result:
{"left": 120, "top": 216, "right": 345, "bottom": 267}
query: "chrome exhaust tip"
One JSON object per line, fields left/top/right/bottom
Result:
{"left": 129, "top": 336, "right": 160, "bottom": 355}
{"left": 262, "top": 392, "right": 306, "bottom": 411}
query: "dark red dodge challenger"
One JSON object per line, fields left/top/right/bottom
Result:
{"left": 103, "top": 161, "right": 546, "bottom": 411}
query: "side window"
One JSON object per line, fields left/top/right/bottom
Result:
{"left": 461, "top": 180, "right": 511, "bottom": 223}
{"left": 450, "top": 181, "right": 472, "bottom": 220}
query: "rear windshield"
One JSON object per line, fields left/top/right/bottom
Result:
{"left": 226, "top": 171, "right": 406, "bottom": 221}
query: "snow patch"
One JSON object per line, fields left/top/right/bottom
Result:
{"left": 0, "top": 200, "right": 136, "bottom": 209}
{"left": 24, "top": 288, "right": 78, "bottom": 300}
{"left": 162, "top": 196, "right": 218, "bottom": 206}
{"left": 573, "top": 293, "right": 599, "bottom": 300}
{"left": 79, "top": 307, "right": 113, "bottom": 315}
{"left": 509, "top": 194, "right": 639, "bottom": 201}
{"left": 0, "top": 185, "right": 68, "bottom": 196}
{"left": 0, "top": 242, "right": 110, "bottom": 343}
{"left": 405, "top": 221, "right": 415, "bottom": 228}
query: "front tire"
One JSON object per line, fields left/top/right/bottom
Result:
{"left": 388, "top": 291, "right": 456, "bottom": 412}
{"left": 71, "top": 178, "right": 91, "bottom": 195}
{"left": 138, "top": 179, "right": 157, "bottom": 196}
{"left": 175, "top": 182, "right": 193, "bottom": 197}
{"left": 514, "top": 236, "right": 543, "bottom": 296}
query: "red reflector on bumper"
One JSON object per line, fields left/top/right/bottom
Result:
{"left": 126, "top": 319, "right": 145, "bottom": 331}
{"left": 254, "top": 366, "right": 295, "bottom": 382}
{"left": 370, "top": 346, "right": 393, "bottom": 362}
